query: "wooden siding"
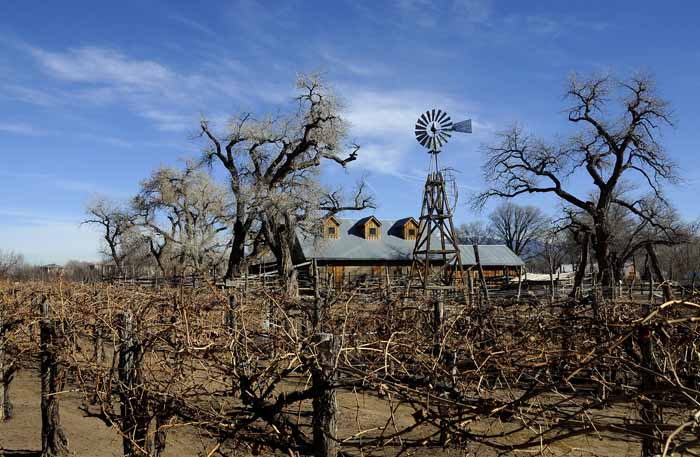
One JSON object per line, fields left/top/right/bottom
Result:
{"left": 316, "top": 261, "right": 519, "bottom": 287}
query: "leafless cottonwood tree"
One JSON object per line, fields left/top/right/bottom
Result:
{"left": 563, "top": 191, "right": 688, "bottom": 298}
{"left": 0, "top": 250, "right": 25, "bottom": 279}
{"left": 537, "top": 227, "right": 569, "bottom": 299}
{"left": 83, "top": 198, "right": 135, "bottom": 277}
{"left": 456, "top": 220, "right": 493, "bottom": 244}
{"left": 477, "top": 73, "right": 678, "bottom": 292}
{"left": 201, "top": 74, "right": 372, "bottom": 294}
{"left": 132, "top": 163, "right": 231, "bottom": 277}
{"left": 489, "top": 201, "right": 548, "bottom": 258}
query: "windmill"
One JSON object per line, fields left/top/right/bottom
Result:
{"left": 405, "top": 109, "right": 473, "bottom": 299}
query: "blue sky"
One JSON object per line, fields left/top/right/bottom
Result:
{"left": 1, "top": 0, "right": 699, "bottom": 264}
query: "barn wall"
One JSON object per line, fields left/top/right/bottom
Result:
{"left": 315, "top": 260, "right": 519, "bottom": 288}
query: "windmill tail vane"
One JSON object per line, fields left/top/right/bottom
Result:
{"left": 452, "top": 119, "right": 472, "bottom": 134}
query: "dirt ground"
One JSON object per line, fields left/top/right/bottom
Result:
{"left": 1, "top": 370, "right": 645, "bottom": 456}
{"left": 0, "top": 370, "right": 219, "bottom": 457}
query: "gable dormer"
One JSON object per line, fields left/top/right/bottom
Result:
{"left": 402, "top": 217, "right": 419, "bottom": 240}
{"left": 323, "top": 216, "right": 341, "bottom": 239}
{"left": 390, "top": 217, "right": 419, "bottom": 240}
{"left": 359, "top": 216, "right": 382, "bottom": 240}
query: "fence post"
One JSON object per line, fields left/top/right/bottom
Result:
{"left": 0, "top": 303, "right": 11, "bottom": 421}
{"left": 39, "top": 299, "right": 69, "bottom": 456}
{"left": 93, "top": 321, "right": 104, "bottom": 365}
{"left": 312, "top": 333, "right": 339, "bottom": 457}
{"left": 226, "top": 294, "right": 237, "bottom": 333}
{"left": 312, "top": 259, "right": 322, "bottom": 332}
{"left": 472, "top": 244, "right": 490, "bottom": 308}
{"left": 433, "top": 298, "right": 444, "bottom": 356}
{"left": 639, "top": 303, "right": 662, "bottom": 456}
{"left": 117, "top": 311, "right": 149, "bottom": 456}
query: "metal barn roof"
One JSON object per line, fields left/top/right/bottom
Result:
{"left": 297, "top": 218, "right": 524, "bottom": 267}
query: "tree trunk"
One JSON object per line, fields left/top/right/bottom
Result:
{"left": 593, "top": 222, "right": 614, "bottom": 295}
{"left": 108, "top": 240, "right": 124, "bottom": 278}
{"left": 151, "top": 247, "right": 167, "bottom": 279}
{"left": 224, "top": 227, "right": 247, "bottom": 280}
{"left": 117, "top": 311, "right": 149, "bottom": 457}
{"left": 279, "top": 229, "right": 299, "bottom": 298}
{"left": 312, "top": 333, "right": 339, "bottom": 457}
{"left": 570, "top": 232, "right": 590, "bottom": 299}
{"left": 646, "top": 244, "right": 673, "bottom": 302}
{"left": 691, "top": 271, "right": 697, "bottom": 291}
{"left": 39, "top": 300, "right": 69, "bottom": 457}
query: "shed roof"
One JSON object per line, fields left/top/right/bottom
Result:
{"left": 297, "top": 218, "right": 524, "bottom": 266}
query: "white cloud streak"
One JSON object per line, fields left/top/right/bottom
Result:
{"left": 0, "top": 121, "right": 47, "bottom": 135}
{"left": 30, "top": 46, "right": 174, "bottom": 88}
{"left": 25, "top": 45, "right": 289, "bottom": 132}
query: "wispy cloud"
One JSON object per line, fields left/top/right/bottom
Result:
{"left": 1, "top": 84, "right": 60, "bottom": 106}
{"left": 30, "top": 46, "right": 174, "bottom": 88}
{"left": 140, "top": 109, "right": 194, "bottom": 132}
{"left": 0, "top": 171, "right": 128, "bottom": 197}
{"left": 394, "top": 0, "right": 493, "bottom": 28}
{"left": 0, "top": 121, "right": 47, "bottom": 136}
{"left": 499, "top": 12, "right": 609, "bottom": 38}
{"left": 0, "top": 120, "right": 139, "bottom": 147}
{"left": 451, "top": 0, "right": 493, "bottom": 25}
{"left": 169, "top": 14, "right": 216, "bottom": 36}
{"left": 0, "top": 208, "right": 76, "bottom": 226}
{"left": 24, "top": 44, "right": 289, "bottom": 132}
{"left": 318, "top": 49, "right": 387, "bottom": 77}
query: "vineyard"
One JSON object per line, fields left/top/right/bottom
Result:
{"left": 0, "top": 280, "right": 698, "bottom": 456}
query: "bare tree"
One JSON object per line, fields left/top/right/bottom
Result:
{"left": 488, "top": 202, "right": 547, "bottom": 257}
{"left": 132, "top": 164, "right": 230, "bottom": 277}
{"left": 477, "top": 73, "right": 678, "bottom": 291}
{"left": 0, "top": 250, "right": 24, "bottom": 279}
{"left": 563, "top": 192, "right": 687, "bottom": 298}
{"left": 201, "top": 74, "right": 372, "bottom": 293}
{"left": 83, "top": 198, "right": 134, "bottom": 277}
{"left": 537, "top": 228, "right": 569, "bottom": 300}
{"left": 456, "top": 220, "right": 493, "bottom": 244}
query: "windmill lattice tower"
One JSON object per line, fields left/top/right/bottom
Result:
{"left": 405, "top": 109, "right": 472, "bottom": 299}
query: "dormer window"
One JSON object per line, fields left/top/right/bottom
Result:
{"left": 395, "top": 217, "right": 419, "bottom": 240}
{"left": 362, "top": 216, "right": 382, "bottom": 240}
{"left": 323, "top": 216, "right": 341, "bottom": 239}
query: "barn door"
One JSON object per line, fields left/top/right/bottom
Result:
{"left": 331, "top": 266, "right": 344, "bottom": 289}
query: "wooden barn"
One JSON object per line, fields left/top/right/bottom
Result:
{"left": 294, "top": 216, "right": 524, "bottom": 288}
